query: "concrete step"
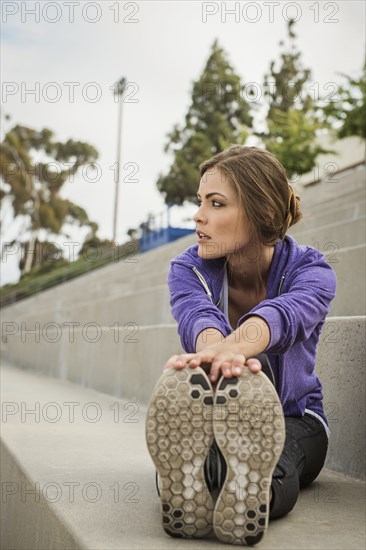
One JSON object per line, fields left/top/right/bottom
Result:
{"left": 1, "top": 284, "right": 175, "bottom": 327}
{"left": 297, "top": 202, "right": 364, "bottom": 235}
{"left": 300, "top": 190, "right": 366, "bottom": 228}
{"left": 1, "top": 363, "right": 365, "bottom": 550}
{"left": 2, "top": 239, "right": 364, "bottom": 330}
{"left": 2, "top": 317, "right": 365, "bottom": 480}
{"left": 327, "top": 243, "right": 366, "bottom": 316}
{"left": 288, "top": 216, "right": 365, "bottom": 249}
{"left": 294, "top": 201, "right": 365, "bottom": 231}
{"left": 297, "top": 163, "right": 365, "bottom": 206}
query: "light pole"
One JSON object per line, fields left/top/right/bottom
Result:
{"left": 112, "top": 77, "right": 127, "bottom": 244}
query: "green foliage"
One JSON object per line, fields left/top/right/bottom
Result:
{"left": 264, "top": 109, "right": 331, "bottom": 178}
{"left": 260, "top": 19, "right": 334, "bottom": 177}
{"left": 157, "top": 39, "right": 254, "bottom": 205}
{"left": 78, "top": 236, "right": 116, "bottom": 258}
{"left": 127, "top": 228, "right": 138, "bottom": 240}
{"left": 319, "top": 56, "right": 366, "bottom": 139}
{"left": 0, "top": 238, "right": 139, "bottom": 307}
{"left": 263, "top": 20, "right": 313, "bottom": 117}
{"left": 18, "top": 239, "right": 69, "bottom": 277}
{"left": 0, "top": 123, "right": 100, "bottom": 274}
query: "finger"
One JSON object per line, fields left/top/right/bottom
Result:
{"left": 175, "top": 354, "right": 196, "bottom": 368}
{"left": 246, "top": 358, "right": 262, "bottom": 373}
{"left": 220, "top": 361, "right": 232, "bottom": 377}
{"left": 209, "top": 360, "right": 222, "bottom": 384}
{"left": 231, "top": 364, "right": 243, "bottom": 376}
{"left": 163, "top": 355, "right": 180, "bottom": 370}
{"left": 187, "top": 357, "right": 201, "bottom": 367}
{"left": 164, "top": 354, "right": 195, "bottom": 370}
{"left": 231, "top": 354, "right": 245, "bottom": 376}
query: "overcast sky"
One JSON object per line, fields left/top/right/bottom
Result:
{"left": 1, "top": 0, "right": 365, "bottom": 284}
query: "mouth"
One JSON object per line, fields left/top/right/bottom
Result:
{"left": 196, "top": 230, "right": 211, "bottom": 241}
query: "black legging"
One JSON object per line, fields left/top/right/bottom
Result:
{"left": 204, "top": 412, "right": 329, "bottom": 519}
{"left": 269, "top": 413, "right": 329, "bottom": 518}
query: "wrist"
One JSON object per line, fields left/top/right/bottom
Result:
{"left": 225, "top": 315, "right": 270, "bottom": 357}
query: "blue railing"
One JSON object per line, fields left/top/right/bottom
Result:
{"left": 139, "top": 226, "right": 195, "bottom": 253}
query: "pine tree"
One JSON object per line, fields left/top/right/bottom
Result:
{"left": 260, "top": 20, "right": 332, "bottom": 178}
{"left": 319, "top": 56, "right": 366, "bottom": 139}
{"left": 157, "top": 39, "right": 254, "bottom": 205}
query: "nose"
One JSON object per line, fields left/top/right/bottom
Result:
{"left": 193, "top": 204, "right": 207, "bottom": 225}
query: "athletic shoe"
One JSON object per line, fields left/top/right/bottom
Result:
{"left": 145, "top": 366, "right": 215, "bottom": 538}
{"left": 212, "top": 368, "right": 285, "bottom": 546}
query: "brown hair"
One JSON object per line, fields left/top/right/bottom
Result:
{"left": 199, "top": 145, "right": 302, "bottom": 284}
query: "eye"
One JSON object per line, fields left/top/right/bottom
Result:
{"left": 196, "top": 199, "right": 223, "bottom": 207}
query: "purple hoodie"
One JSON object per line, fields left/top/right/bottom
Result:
{"left": 167, "top": 235, "right": 337, "bottom": 427}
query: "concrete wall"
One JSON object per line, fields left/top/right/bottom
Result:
{"left": 1, "top": 317, "right": 365, "bottom": 480}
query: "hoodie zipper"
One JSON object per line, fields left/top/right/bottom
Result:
{"left": 277, "top": 271, "right": 287, "bottom": 296}
{"left": 192, "top": 267, "right": 214, "bottom": 303}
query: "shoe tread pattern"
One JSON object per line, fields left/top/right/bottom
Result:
{"left": 213, "top": 369, "right": 285, "bottom": 546}
{"left": 146, "top": 367, "right": 214, "bottom": 538}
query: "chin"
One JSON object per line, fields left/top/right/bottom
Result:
{"left": 197, "top": 243, "right": 225, "bottom": 260}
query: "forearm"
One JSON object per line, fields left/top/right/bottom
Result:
{"left": 225, "top": 315, "right": 270, "bottom": 357}
{"left": 195, "top": 327, "right": 226, "bottom": 352}
{"left": 195, "top": 315, "right": 270, "bottom": 358}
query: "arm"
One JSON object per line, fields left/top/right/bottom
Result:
{"left": 165, "top": 317, "right": 268, "bottom": 380}
{"left": 224, "top": 315, "right": 270, "bottom": 357}
{"left": 192, "top": 316, "right": 270, "bottom": 382}
{"left": 195, "top": 327, "right": 225, "bottom": 351}
{"left": 168, "top": 258, "right": 232, "bottom": 352}
{"left": 195, "top": 317, "right": 270, "bottom": 356}
{"left": 165, "top": 247, "right": 336, "bottom": 382}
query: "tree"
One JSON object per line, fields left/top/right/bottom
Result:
{"left": 319, "top": 56, "right": 366, "bottom": 139}
{"left": 0, "top": 123, "right": 100, "bottom": 274}
{"left": 260, "top": 20, "right": 333, "bottom": 178}
{"left": 157, "top": 39, "right": 254, "bottom": 205}
{"left": 18, "top": 239, "right": 69, "bottom": 274}
{"left": 127, "top": 228, "right": 138, "bottom": 240}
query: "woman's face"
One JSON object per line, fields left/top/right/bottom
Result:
{"left": 193, "top": 167, "right": 251, "bottom": 259}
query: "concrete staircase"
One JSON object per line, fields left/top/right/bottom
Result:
{"left": 1, "top": 162, "right": 365, "bottom": 549}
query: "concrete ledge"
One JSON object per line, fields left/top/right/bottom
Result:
{"left": 1, "top": 317, "right": 365, "bottom": 479}
{"left": 316, "top": 316, "right": 366, "bottom": 478}
{"left": 1, "top": 364, "right": 365, "bottom": 550}
{"left": 1, "top": 441, "right": 82, "bottom": 550}
{"left": 1, "top": 241, "right": 365, "bottom": 328}
{"left": 1, "top": 284, "right": 175, "bottom": 327}
{"left": 288, "top": 216, "right": 366, "bottom": 249}
{"left": 328, "top": 244, "right": 366, "bottom": 316}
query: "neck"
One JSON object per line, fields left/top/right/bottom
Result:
{"left": 226, "top": 243, "right": 275, "bottom": 294}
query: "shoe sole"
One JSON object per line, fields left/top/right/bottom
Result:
{"left": 146, "top": 366, "right": 215, "bottom": 538}
{"left": 213, "top": 369, "right": 285, "bottom": 546}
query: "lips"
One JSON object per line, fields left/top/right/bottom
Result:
{"left": 196, "top": 230, "right": 211, "bottom": 239}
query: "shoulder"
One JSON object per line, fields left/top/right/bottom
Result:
{"left": 285, "top": 234, "right": 334, "bottom": 268}
{"left": 284, "top": 235, "right": 337, "bottom": 292}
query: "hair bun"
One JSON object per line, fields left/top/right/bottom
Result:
{"left": 287, "top": 185, "right": 302, "bottom": 229}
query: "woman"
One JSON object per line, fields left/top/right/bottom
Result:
{"left": 145, "top": 145, "right": 337, "bottom": 546}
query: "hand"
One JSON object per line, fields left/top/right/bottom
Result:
{"left": 163, "top": 342, "right": 262, "bottom": 384}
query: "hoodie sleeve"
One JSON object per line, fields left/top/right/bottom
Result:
{"left": 237, "top": 248, "right": 337, "bottom": 354}
{"left": 168, "top": 260, "right": 233, "bottom": 353}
